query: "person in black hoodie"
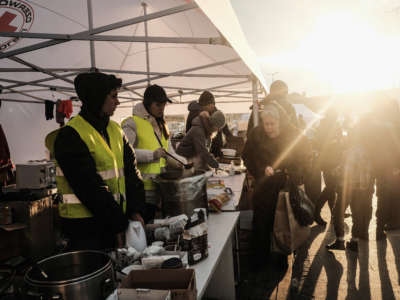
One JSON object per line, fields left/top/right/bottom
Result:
{"left": 54, "top": 72, "right": 145, "bottom": 251}
{"left": 186, "top": 91, "right": 234, "bottom": 158}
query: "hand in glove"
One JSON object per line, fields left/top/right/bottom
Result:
{"left": 153, "top": 148, "right": 166, "bottom": 160}
{"left": 265, "top": 166, "right": 274, "bottom": 177}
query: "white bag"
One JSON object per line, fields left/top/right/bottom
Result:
{"left": 125, "top": 221, "right": 147, "bottom": 252}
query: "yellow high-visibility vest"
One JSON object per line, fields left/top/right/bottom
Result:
{"left": 122, "top": 115, "right": 168, "bottom": 190}
{"left": 56, "top": 115, "right": 126, "bottom": 218}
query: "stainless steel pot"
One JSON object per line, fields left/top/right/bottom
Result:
{"left": 24, "top": 250, "right": 116, "bottom": 300}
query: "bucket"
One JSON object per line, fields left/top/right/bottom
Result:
{"left": 155, "top": 170, "right": 208, "bottom": 217}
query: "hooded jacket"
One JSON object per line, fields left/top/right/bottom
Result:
{"left": 176, "top": 115, "right": 219, "bottom": 170}
{"left": 54, "top": 83, "right": 145, "bottom": 248}
{"left": 186, "top": 101, "right": 203, "bottom": 133}
{"left": 185, "top": 101, "right": 234, "bottom": 158}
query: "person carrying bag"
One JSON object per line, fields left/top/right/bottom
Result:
{"left": 271, "top": 178, "right": 314, "bottom": 255}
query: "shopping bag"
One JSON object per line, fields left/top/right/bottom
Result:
{"left": 293, "top": 184, "right": 315, "bottom": 226}
{"left": 271, "top": 191, "right": 310, "bottom": 255}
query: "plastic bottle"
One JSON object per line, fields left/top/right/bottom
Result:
{"left": 229, "top": 161, "right": 235, "bottom": 176}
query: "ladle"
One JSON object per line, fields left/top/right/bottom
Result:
{"left": 33, "top": 261, "right": 48, "bottom": 279}
{"left": 164, "top": 151, "right": 193, "bottom": 169}
{"left": 153, "top": 130, "right": 193, "bottom": 169}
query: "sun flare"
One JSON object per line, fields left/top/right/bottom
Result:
{"left": 260, "top": 12, "right": 400, "bottom": 94}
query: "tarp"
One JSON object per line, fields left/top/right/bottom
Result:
{"left": 0, "top": 0, "right": 264, "bottom": 164}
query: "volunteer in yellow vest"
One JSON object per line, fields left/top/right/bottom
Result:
{"left": 122, "top": 84, "right": 185, "bottom": 222}
{"left": 54, "top": 72, "right": 145, "bottom": 251}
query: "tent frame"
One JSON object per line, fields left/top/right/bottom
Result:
{"left": 0, "top": 1, "right": 261, "bottom": 107}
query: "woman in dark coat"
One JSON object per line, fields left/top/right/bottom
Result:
{"left": 242, "top": 101, "right": 310, "bottom": 184}
{"left": 242, "top": 101, "right": 311, "bottom": 269}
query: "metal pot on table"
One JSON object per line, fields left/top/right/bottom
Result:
{"left": 24, "top": 250, "right": 116, "bottom": 300}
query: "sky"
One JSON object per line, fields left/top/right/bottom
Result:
{"left": 231, "top": 0, "right": 400, "bottom": 97}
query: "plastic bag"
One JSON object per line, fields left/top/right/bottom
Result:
{"left": 125, "top": 221, "right": 147, "bottom": 252}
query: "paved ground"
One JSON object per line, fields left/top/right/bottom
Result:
{"left": 237, "top": 192, "right": 400, "bottom": 300}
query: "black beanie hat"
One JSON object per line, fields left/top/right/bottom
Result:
{"left": 74, "top": 72, "right": 122, "bottom": 114}
{"left": 198, "top": 91, "right": 215, "bottom": 106}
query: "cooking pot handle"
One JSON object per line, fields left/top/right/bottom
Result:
{"left": 102, "top": 278, "right": 116, "bottom": 299}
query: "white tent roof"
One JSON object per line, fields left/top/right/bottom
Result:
{"left": 0, "top": 0, "right": 264, "bottom": 164}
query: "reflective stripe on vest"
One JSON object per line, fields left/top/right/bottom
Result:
{"left": 122, "top": 115, "right": 168, "bottom": 191}
{"left": 56, "top": 167, "right": 124, "bottom": 181}
{"left": 56, "top": 115, "right": 126, "bottom": 218}
{"left": 62, "top": 193, "right": 123, "bottom": 204}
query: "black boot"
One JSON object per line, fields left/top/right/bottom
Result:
{"left": 326, "top": 239, "right": 345, "bottom": 250}
{"left": 346, "top": 240, "right": 358, "bottom": 252}
{"left": 314, "top": 214, "right": 327, "bottom": 226}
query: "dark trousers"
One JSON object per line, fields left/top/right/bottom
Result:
{"left": 143, "top": 203, "right": 158, "bottom": 224}
{"left": 350, "top": 189, "right": 373, "bottom": 239}
{"left": 376, "top": 175, "right": 400, "bottom": 230}
{"left": 315, "top": 168, "right": 337, "bottom": 213}
{"left": 332, "top": 188, "right": 373, "bottom": 239}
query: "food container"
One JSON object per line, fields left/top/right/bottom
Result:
{"left": 221, "top": 148, "right": 237, "bottom": 157}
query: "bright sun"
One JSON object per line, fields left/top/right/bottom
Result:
{"left": 261, "top": 12, "right": 400, "bottom": 94}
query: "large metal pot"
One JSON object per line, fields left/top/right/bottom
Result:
{"left": 24, "top": 250, "right": 116, "bottom": 300}
{"left": 156, "top": 170, "right": 208, "bottom": 217}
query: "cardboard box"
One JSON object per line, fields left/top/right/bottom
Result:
{"left": 121, "top": 269, "right": 197, "bottom": 300}
{"left": 118, "top": 288, "right": 171, "bottom": 300}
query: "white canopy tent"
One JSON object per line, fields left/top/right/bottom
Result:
{"left": 0, "top": 0, "right": 266, "bottom": 164}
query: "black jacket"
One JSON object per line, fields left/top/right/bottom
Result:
{"left": 242, "top": 125, "right": 311, "bottom": 183}
{"left": 186, "top": 101, "right": 203, "bottom": 133}
{"left": 54, "top": 110, "right": 145, "bottom": 238}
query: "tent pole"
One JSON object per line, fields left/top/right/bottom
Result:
{"left": 0, "top": 78, "right": 75, "bottom": 91}
{"left": 142, "top": 2, "right": 151, "bottom": 85}
{"left": 252, "top": 75, "right": 259, "bottom": 127}
{"left": 98, "top": 68, "right": 247, "bottom": 78}
{"left": 0, "top": 32, "right": 225, "bottom": 45}
{"left": 167, "top": 79, "right": 251, "bottom": 98}
{"left": 8, "top": 56, "right": 74, "bottom": 84}
{"left": 4, "top": 72, "right": 80, "bottom": 89}
{"left": 0, "top": 2, "right": 197, "bottom": 59}
{"left": 0, "top": 68, "right": 89, "bottom": 72}
{"left": 123, "top": 58, "right": 241, "bottom": 87}
{"left": 157, "top": 85, "right": 263, "bottom": 95}
{"left": 87, "top": 0, "right": 96, "bottom": 69}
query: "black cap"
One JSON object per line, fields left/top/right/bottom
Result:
{"left": 143, "top": 84, "right": 172, "bottom": 105}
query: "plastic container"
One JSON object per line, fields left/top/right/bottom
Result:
{"left": 126, "top": 221, "right": 147, "bottom": 252}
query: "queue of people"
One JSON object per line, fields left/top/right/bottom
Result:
{"left": 48, "top": 72, "right": 400, "bottom": 282}
{"left": 242, "top": 79, "right": 400, "bottom": 275}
